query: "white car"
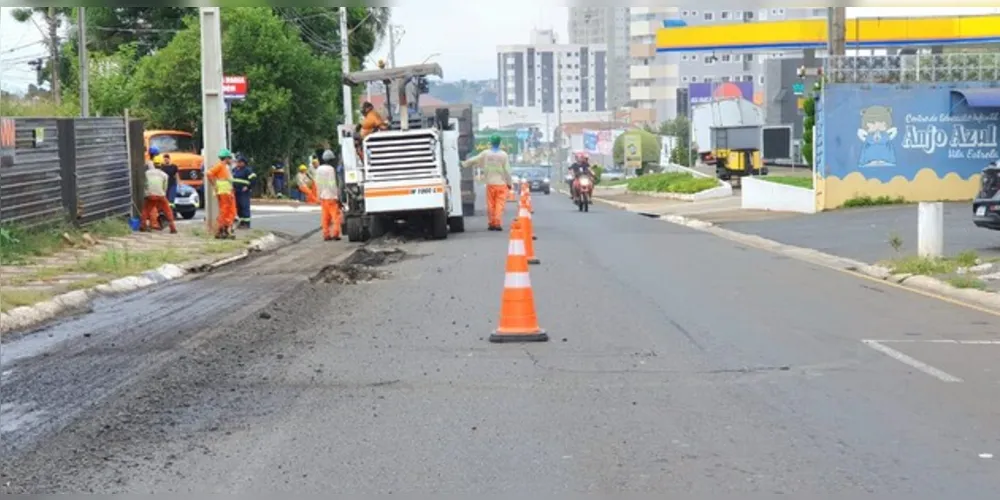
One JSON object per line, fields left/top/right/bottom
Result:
{"left": 173, "top": 183, "right": 200, "bottom": 219}
{"left": 602, "top": 169, "right": 626, "bottom": 182}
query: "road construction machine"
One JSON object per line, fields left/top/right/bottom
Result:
{"left": 338, "top": 63, "right": 465, "bottom": 242}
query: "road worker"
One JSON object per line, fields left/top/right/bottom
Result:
{"left": 231, "top": 155, "right": 256, "bottom": 229}
{"left": 296, "top": 164, "right": 318, "bottom": 204}
{"left": 141, "top": 158, "right": 176, "bottom": 233}
{"left": 270, "top": 161, "right": 286, "bottom": 198}
{"left": 360, "top": 101, "right": 388, "bottom": 139}
{"left": 315, "top": 149, "right": 342, "bottom": 241}
{"left": 207, "top": 148, "right": 237, "bottom": 239}
{"left": 461, "top": 134, "right": 512, "bottom": 231}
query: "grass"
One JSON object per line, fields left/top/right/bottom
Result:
{"left": 841, "top": 194, "right": 907, "bottom": 208}
{"left": 74, "top": 247, "right": 184, "bottom": 276}
{"left": 764, "top": 176, "right": 813, "bottom": 189}
{"left": 600, "top": 178, "right": 629, "bottom": 186}
{"left": 626, "top": 172, "right": 719, "bottom": 195}
{"left": 947, "top": 276, "right": 988, "bottom": 290}
{"left": 0, "top": 218, "right": 131, "bottom": 265}
{"left": 885, "top": 250, "right": 980, "bottom": 275}
{"left": 0, "top": 289, "right": 54, "bottom": 313}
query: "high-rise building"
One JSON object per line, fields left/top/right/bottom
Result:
{"left": 568, "top": 7, "right": 630, "bottom": 110}
{"left": 497, "top": 30, "right": 609, "bottom": 116}
{"left": 629, "top": 7, "right": 827, "bottom": 124}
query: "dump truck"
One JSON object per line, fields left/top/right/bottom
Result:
{"left": 338, "top": 63, "right": 464, "bottom": 242}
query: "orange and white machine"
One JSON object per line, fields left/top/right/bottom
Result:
{"left": 338, "top": 63, "right": 464, "bottom": 242}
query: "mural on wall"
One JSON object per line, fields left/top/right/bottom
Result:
{"left": 818, "top": 83, "right": 995, "bottom": 208}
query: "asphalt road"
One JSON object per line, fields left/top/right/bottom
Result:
{"left": 723, "top": 202, "right": 1000, "bottom": 262}
{"left": 2, "top": 190, "right": 998, "bottom": 494}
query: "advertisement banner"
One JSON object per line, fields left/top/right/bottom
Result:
{"left": 474, "top": 130, "right": 520, "bottom": 155}
{"left": 689, "top": 81, "right": 754, "bottom": 105}
{"left": 0, "top": 118, "right": 15, "bottom": 168}
{"left": 583, "top": 130, "right": 599, "bottom": 154}
{"left": 624, "top": 133, "right": 642, "bottom": 170}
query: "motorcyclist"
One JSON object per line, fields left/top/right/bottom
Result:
{"left": 568, "top": 152, "right": 594, "bottom": 201}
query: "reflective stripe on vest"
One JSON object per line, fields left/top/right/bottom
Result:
{"left": 216, "top": 179, "right": 233, "bottom": 195}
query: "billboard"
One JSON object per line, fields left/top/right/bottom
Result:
{"left": 583, "top": 129, "right": 625, "bottom": 156}
{"left": 689, "top": 82, "right": 753, "bottom": 105}
{"left": 223, "top": 75, "right": 248, "bottom": 100}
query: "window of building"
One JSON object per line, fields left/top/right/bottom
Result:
{"left": 682, "top": 10, "right": 689, "bottom": 17}
{"left": 743, "top": 75, "right": 754, "bottom": 82}
{"left": 681, "top": 54, "right": 689, "bottom": 61}
{"left": 721, "top": 11, "right": 730, "bottom": 20}
{"left": 722, "top": 76, "right": 731, "bottom": 82}
{"left": 744, "top": 11, "right": 754, "bottom": 20}
{"left": 759, "top": 9, "right": 767, "bottom": 20}
{"left": 703, "top": 55, "right": 715, "bottom": 65}
{"left": 690, "top": 10, "right": 698, "bottom": 17}
{"left": 682, "top": 76, "right": 690, "bottom": 83}
{"left": 721, "top": 54, "right": 731, "bottom": 62}
{"left": 759, "top": 75, "right": 765, "bottom": 84}
{"left": 744, "top": 53, "right": 754, "bottom": 62}
{"left": 704, "top": 12, "right": 714, "bottom": 21}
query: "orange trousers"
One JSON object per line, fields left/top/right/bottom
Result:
{"left": 300, "top": 185, "right": 319, "bottom": 204}
{"left": 141, "top": 195, "right": 175, "bottom": 231}
{"left": 486, "top": 184, "right": 508, "bottom": 229}
{"left": 216, "top": 193, "right": 237, "bottom": 231}
{"left": 321, "top": 199, "right": 342, "bottom": 239}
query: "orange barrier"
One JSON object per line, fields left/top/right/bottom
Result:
{"left": 490, "top": 219, "right": 548, "bottom": 343}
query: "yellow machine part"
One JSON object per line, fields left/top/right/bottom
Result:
{"left": 717, "top": 149, "right": 761, "bottom": 173}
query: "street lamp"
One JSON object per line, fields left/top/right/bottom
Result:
{"left": 421, "top": 52, "right": 442, "bottom": 64}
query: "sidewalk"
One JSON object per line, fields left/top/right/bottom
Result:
{"left": 590, "top": 191, "right": 1000, "bottom": 298}
{"left": 1, "top": 223, "right": 276, "bottom": 330}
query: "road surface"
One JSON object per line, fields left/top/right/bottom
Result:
{"left": 2, "top": 191, "right": 998, "bottom": 494}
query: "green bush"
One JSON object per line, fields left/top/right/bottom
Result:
{"left": 841, "top": 194, "right": 906, "bottom": 208}
{"left": 626, "top": 172, "right": 718, "bottom": 194}
{"left": 613, "top": 129, "right": 661, "bottom": 167}
{"left": 591, "top": 165, "right": 604, "bottom": 184}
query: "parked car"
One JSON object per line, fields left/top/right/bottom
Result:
{"left": 601, "top": 168, "right": 626, "bottom": 182}
{"left": 173, "top": 183, "right": 200, "bottom": 220}
{"left": 973, "top": 162, "right": 999, "bottom": 230}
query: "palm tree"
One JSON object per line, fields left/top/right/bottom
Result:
{"left": 11, "top": 7, "right": 72, "bottom": 106}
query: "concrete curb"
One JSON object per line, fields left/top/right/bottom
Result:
{"left": 654, "top": 213, "right": 1000, "bottom": 311}
{"left": 0, "top": 233, "right": 284, "bottom": 336}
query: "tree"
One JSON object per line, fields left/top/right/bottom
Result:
{"left": 131, "top": 8, "right": 343, "bottom": 163}
{"left": 82, "top": 7, "right": 193, "bottom": 57}
{"left": 613, "top": 129, "right": 661, "bottom": 169}
{"left": 273, "top": 7, "right": 390, "bottom": 66}
{"left": 801, "top": 81, "right": 822, "bottom": 167}
{"left": 657, "top": 116, "right": 692, "bottom": 166}
{"left": 10, "top": 7, "right": 72, "bottom": 106}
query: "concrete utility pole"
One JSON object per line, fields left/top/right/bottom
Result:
{"left": 340, "top": 7, "right": 354, "bottom": 125}
{"left": 827, "top": 7, "right": 847, "bottom": 56}
{"left": 78, "top": 7, "right": 89, "bottom": 117}
{"left": 387, "top": 24, "right": 404, "bottom": 68}
{"left": 48, "top": 7, "right": 61, "bottom": 107}
{"left": 200, "top": 7, "right": 225, "bottom": 232}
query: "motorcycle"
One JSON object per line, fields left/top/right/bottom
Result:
{"left": 574, "top": 174, "right": 593, "bottom": 212}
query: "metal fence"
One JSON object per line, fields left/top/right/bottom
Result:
{"left": 0, "top": 117, "right": 140, "bottom": 228}
{"left": 826, "top": 52, "right": 1000, "bottom": 85}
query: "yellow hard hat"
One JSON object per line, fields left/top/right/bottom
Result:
{"left": 153, "top": 154, "right": 164, "bottom": 165}
{"left": 299, "top": 164, "right": 308, "bottom": 172}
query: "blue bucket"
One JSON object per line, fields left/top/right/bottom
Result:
{"left": 128, "top": 217, "right": 141, "bottom": 231}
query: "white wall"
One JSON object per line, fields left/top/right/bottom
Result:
{"left": 741, "top": 176, "right": 816, "bottom": 214}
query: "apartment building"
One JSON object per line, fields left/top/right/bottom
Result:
{"left": 568, "top": 7, "right": 630, "bottom": 110}
{"left": 496, "top": 29, "right": 609, "bottom": 116}
{"left": 629, "top": 7, "right": 827, "bottom": 124}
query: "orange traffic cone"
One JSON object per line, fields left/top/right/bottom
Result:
{"left": 490, "top": 219, "right": 547, "bottom": 343}
{"left": 507, "top": 186, "right": 516, "bottom": 203}
{"left": 518, "top": 205, "right": 539, "bottom": 257}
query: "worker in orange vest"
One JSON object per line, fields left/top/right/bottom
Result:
{"left": 206, "top": 148, "right": 238, "bottom": 239}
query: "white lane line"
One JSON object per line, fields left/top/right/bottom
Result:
{"left": 862, "top": 340, "right": 964, "bottom": 383}
{"left": 875, "top": 339, "right": 1000, "bottom": 345}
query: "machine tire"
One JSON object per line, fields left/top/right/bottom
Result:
{"left": 448, "top": 216, "right": 465, "bottom": 233}
{"left": 369, "top": 215, "right": 387, "bottom": 239}
{"left": 179, "top": 210, "right": 196, "bottom": 220}
{"left": 346, "top": 216, "right": 365, "bottom": 242}
{"left": 431, "top": 209, "right": 449, "bottom": 240}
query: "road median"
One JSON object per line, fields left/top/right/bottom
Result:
{"left": 0, "top": 220, "right": 285, "bottom": 336}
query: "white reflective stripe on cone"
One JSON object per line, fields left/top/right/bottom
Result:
{"left": 504, "top": 272, "right": 531, "bottom": 289}
{"left": 507, "top": 239, "right": 526, "bottom": 256}
{"left": 519, "top": 208, "right": 531, "bottom": 218}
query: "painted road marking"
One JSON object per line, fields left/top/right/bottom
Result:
{"left": 874, "top": 339, "right": 1000, "bottom": 345}
{"left": 862, "top": 340, "right": 964, "bottom": 383}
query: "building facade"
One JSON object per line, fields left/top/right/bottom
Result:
{"left": 568, "top": 7, "right": 630, "bottom": 110}
{"left": 629, "top": 7, "right": 827, "bottom": 125}
{"left": 496, "top": 30, "right": 609, "bottom": 117}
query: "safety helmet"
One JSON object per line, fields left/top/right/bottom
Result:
{"left": 489, "top": 134, "right": 502, "bottom": 147}
{"left": 575, "top": 152, "right": 589, "bottom": 162}
{"left": 298, "top": 164, "right": 308, "bottom": 172}
{"left": 218, "top": 148, "right": 232, "bottom": 159}
{"left": 153, "top": 154, "right": 164, "bottom": 165}
{"left": 148, "top": 146, "right": 160, "bottom": 156}
{"left": 236, "top": 154, "right": 248, "bottom": 163}
{"left": 321, "top": 149, "right": 335, "bottom": 162}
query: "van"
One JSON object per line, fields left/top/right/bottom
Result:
{"left": 144, "top": 130, "right": 204, "bottom": 205}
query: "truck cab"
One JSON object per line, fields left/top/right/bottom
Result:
{"left": 144, "top": 130, "right": 205, "bottom": 205}
{"left": 338, "top": 63, "right": 465, "bottom": 242}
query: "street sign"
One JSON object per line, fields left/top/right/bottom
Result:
{"left": 223, "top": 75, "right": 248, "bottom": 100}
{"left": 792, "top": 82, "right": 805, "bottom": 96}
{"left": 624, "top": 133, "right": 642, "bottom": 170}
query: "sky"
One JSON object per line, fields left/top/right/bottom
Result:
{"left": 3, "top": 4, "right": 1000, "bottom": 93}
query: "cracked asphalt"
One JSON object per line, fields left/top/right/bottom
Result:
{"left": 1, "top": 190, "right": 998, "bottom": 494}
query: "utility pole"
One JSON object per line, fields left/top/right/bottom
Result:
{"left": 387, "top": 24, "right": 404, "bottom": 68}
{"left": 827, "top": 7, "right": 846, "bottom": 56}
{"left": 340, "top": 7, "right": 354, "bottom": 125}
{"left": 200, "top": 7, "right": 225, "bottom": 232}
{"left": 78, "top": 7, "right": 89, "bottom": 117}
{"left": 48, "top": 7, "right": 61, "bottom": 107}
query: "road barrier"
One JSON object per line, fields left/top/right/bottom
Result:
{"left": 490, "top": 218, "right": 547, "bottom": 343}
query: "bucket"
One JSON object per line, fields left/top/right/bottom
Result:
{"left": 128, "top": 217, "right": 141, "bottom": 231}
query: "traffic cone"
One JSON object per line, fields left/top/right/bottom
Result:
{"left": 490, "top": 220, "right": 548, "bottom": 343}
{"left": 518, "top": 205, "right": 539, "bottom": 263}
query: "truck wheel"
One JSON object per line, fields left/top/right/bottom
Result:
{"left": 346, "top": 216, "right": 365, "bottom": 242}
{"left": 448, "top": 216, "right": 465, "bottom": 233}
{"left": 431, "top": 209, "right": 448, "bottom": 240}
{"left": 179, "top": 210, "right": 196, "bottom": 220}
{"left": 369, "top": 215, "right": 387, "bottom": 239}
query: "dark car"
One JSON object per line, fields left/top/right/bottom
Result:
{"left": 973, "top": 162, "right": 999, "bottom": 230}
{"left": 512, "top": 167, "right": 551, "bottom": 195}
